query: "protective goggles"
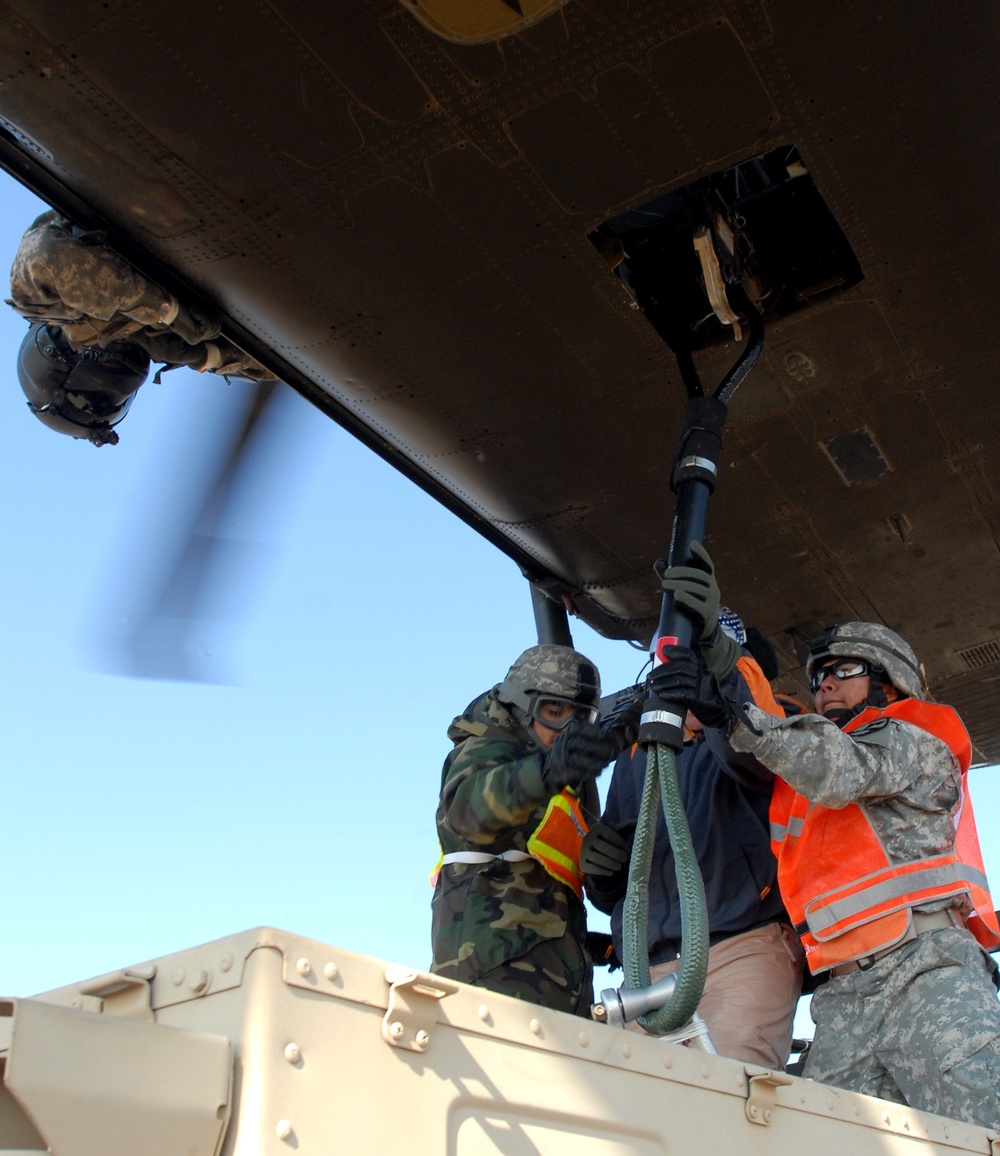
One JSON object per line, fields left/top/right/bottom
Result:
{"left": 809, "top": 659, "right": 870, "bottom": 694}
{"left": 529, "top": 696, "right": 598, "bottom": 730}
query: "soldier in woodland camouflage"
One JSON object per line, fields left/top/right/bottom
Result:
{"left": 8, "top": 211, "right": 274, "bottom": 443}
{"left": 691, "top": 621, "right": 1000, "bottom": 1129}
{"left": 430, "top": 645, "right": 631, "bottom": 1016}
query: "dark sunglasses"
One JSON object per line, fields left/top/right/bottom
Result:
{"left": 809, "top": 660, "right": 870, "bottom": 694}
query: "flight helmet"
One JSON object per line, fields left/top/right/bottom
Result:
{"left": 17, "top": 323, "right": 150, "bottom": 446}
{"left": 807, "top": 621, "right": 925, "bottom": 700}
{"left": 497, "top": 644, "right": 601, "bottom": 730}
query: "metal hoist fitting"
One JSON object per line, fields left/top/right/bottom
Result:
{"left": 381, "top": 967, "right": 457, "bottom": 1053}
{"left": 745, "top": 1067, "right": 792, "bottom": 1126}
{"left": 77, "top": 965, "right": 157, "bottom": 1020}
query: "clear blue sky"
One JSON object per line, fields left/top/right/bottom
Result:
{"left": 1, "top": 169, "right": 996, "bottom": 1036}
{"left": 0, "top": 171, "right": 650, "bottom": 998}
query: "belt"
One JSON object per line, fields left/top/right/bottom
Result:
{"left": 651, "top": 920, "right": 785, "bottom": 965}
{"left": 830, "top": 908, "right": 966, "bottom": 977}
{"left": 440, "top": 850, "right": 533, "bottom": 865}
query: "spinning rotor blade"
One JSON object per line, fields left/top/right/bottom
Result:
{"left": 118, "top": 376, "right": 288, "bottom": 681}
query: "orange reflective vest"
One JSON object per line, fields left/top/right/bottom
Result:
{"left": 770, "top": 698, "right": 1000, "bottom": 973}
{"left": 526, "top": 788, "right": 589, "bottom": 897}
{"left": 431, "top": 788, "right": 589, "bottom": 897}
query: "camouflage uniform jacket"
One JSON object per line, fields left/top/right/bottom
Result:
{"left": 8, "top": 212, "right": 273, "bottom": 382}
{"left": 430, "top": 689, "right": 596, "bottom": 985}
{"left": 730, "top": 704, "right": 964, "bottom": 914}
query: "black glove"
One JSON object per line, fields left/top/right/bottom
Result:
{"left": 685, "top": 692, "right": 734, "bottom": 733}
{"left": 599, "top": 686, "right": 644, "bottom": 754}
{"left": 171, "top": 300, "right": 222, "bottom": 345}
{"left": 653, "top": 541, "right": 738, "bottom": 677}
{"left": 684, "top": 676, "right": 764, "bottom": 737}
{"left": 541, "top": 719, "right": 619, "bottom": 794}
{"left": 646, "top": 645, "right": 702, "bottom": 708}
{"left": 579, "top": 819, "right": 636, "bottom": 878}
{"left": 584, "top": 930, "right": 621, "bottom": 972}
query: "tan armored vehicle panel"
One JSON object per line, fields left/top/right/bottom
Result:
{"left": 0, "top": 927, "right": 995, "bottom": 1155}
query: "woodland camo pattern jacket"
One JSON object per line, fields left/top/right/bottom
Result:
{"left": 430, "top": 689, "right": 598, "bottom": 1008}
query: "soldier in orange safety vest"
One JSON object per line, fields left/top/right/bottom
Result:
{"left": 686, "top": 620, "right": 1000, "bottom": 1130}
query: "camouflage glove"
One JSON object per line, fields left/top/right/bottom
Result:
{"left": 653, "top": 541, "right": 738, "bottom": 678}
{"left": 541, "top": 719, "right": 619, "bottom": 794}
{"left": 579, "top": 819, "right": 636, "bottom": 878}
{"left": 170, "top": 299, "right": 222, "bottom": 345}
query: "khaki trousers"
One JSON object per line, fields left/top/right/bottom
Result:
{"left": 626, "top": 922, "right": 804, "bottom": 1068}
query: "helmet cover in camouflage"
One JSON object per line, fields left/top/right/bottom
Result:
{"left": 497, "top": 644, "right": 601, "bottom": 718}
{"left": 807, "top": 621, "right": 925, "bottom": 699}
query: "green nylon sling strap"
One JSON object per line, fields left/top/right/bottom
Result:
{"left": 622, "top": 741, "right": 709, "bottom": 1033}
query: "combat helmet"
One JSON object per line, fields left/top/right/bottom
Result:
{"left": 497, "top": 644, "right": 601, "bottom": 730}
{"left": 807, "top": 621, "right": 925, "bottom": 700}
{"left": 17, "top": 323, "right": 149, "bottom": 446}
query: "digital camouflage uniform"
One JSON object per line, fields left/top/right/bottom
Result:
{"left": 430, "top": 688, "right": 598, "bottom": 1016}
{"left": 731, "top": 705, "right": 1000, "bottom": 1129}
{"left": 8, "top": 211, "right": 273, "bottom": 381}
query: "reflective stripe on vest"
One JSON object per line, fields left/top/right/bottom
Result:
{"left": 769, "top": 698, "right": 1000, "bottom": 972}
{"left": 805, "top": 857, "right": 992, "bottom": 939}
{"left": 527, "top": 789, "right": 588, "bottom": 898}
{"left": 769, "top": 813, "right": 805, "bottom": 843}
{"left": 430, "top": 789, "right": 588, "bottom": 897}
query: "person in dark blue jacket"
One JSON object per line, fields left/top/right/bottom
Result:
{"left": 582, "top": 547, "right": 804, "bottom": 1067}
